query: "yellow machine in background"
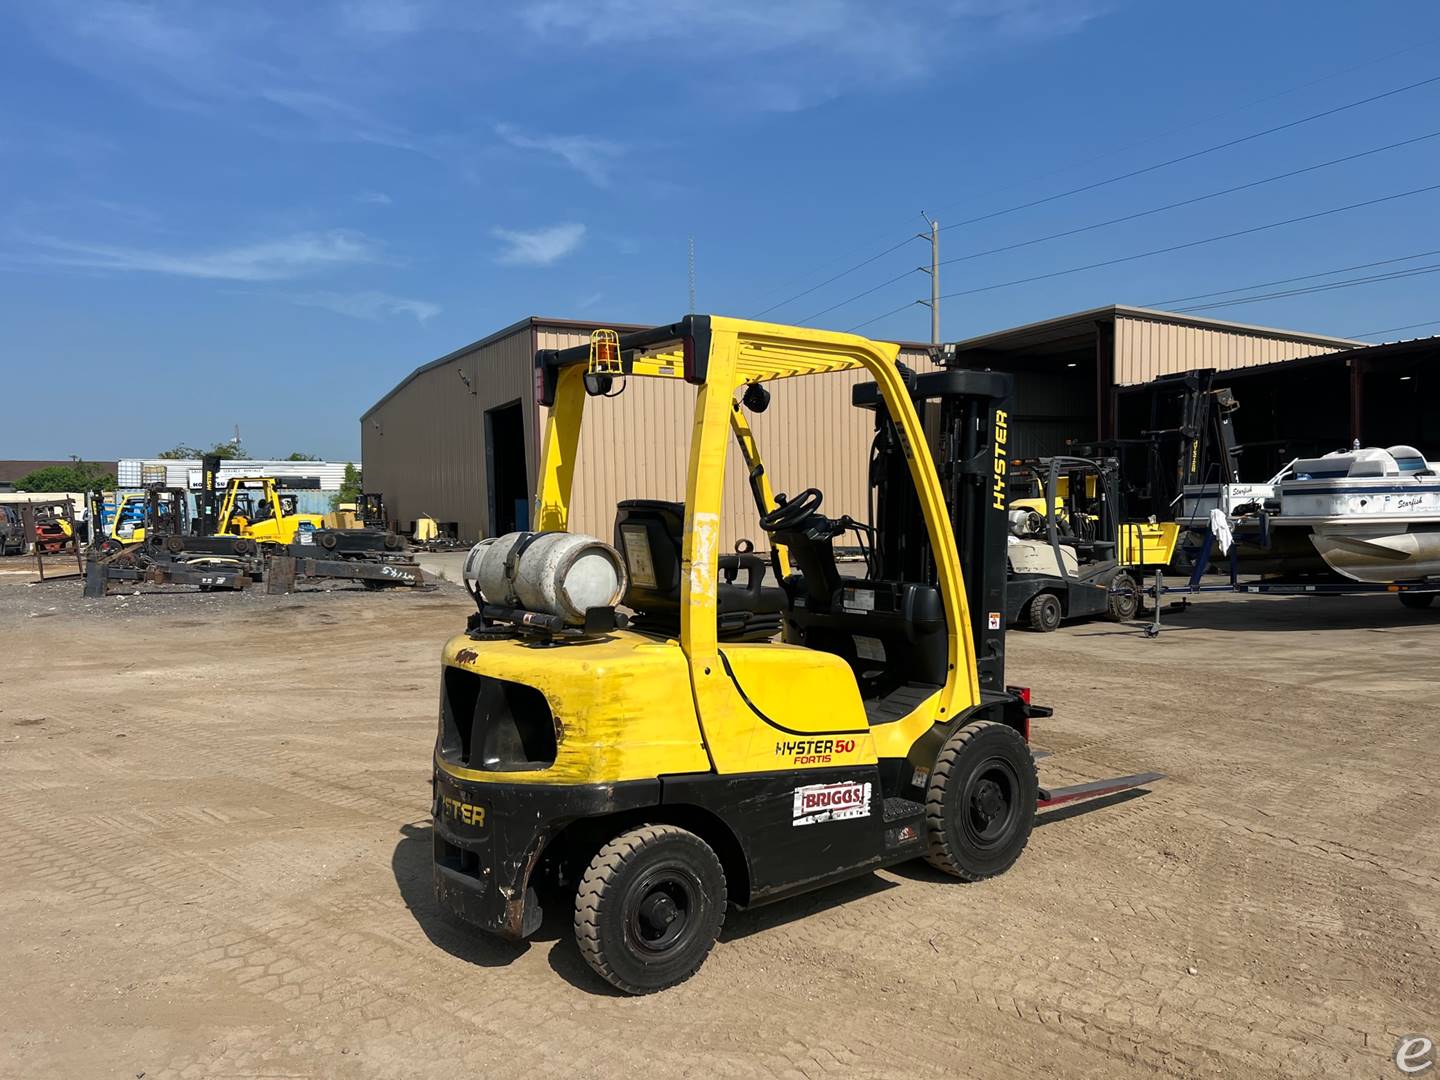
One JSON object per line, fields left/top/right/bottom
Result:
{"left": 215, "top": 477, "right": 325, "bottom": 545}
{"left": 1005, "top": 457, "right": 1179, "bottom": 631}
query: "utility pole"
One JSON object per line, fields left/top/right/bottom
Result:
{"left": 917, "top": 211, "right": 939, "bottom": 344}
{"left": 688, "top": 236, "right": 697, "bottom": 313}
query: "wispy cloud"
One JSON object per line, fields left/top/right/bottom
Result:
{"left": 495, "top": 124, "right": 625, "bottom": 187}
{"left": 257, "top": 88, "right": 420, "bottom": 152}
{"left": 492, "top": 223, "right": 586, "bottom": 267}
{"left": 22, "top": 2, "right": 428, "bottom": 150}
{"left": 337, "top": 0, "right": 430, "bottom": 37}
{"left": 356, "top": 190, "right": 393, "bottom": 206}
{"left": 17, "top": 229, "right": 378, "bottom": 281}
{"left": 516, "top": 0, "right": 1107, "bottom": 108}
{"left": 293, "top": 289, "right": 439, "bottom": 322}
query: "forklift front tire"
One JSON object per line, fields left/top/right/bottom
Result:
{"left": 1026, "top": 592, "right": 1062, "bottom": 632}
{"left": 574, "top": 824, "right": 727, "bottom": 995}
{"left": 925, "top": 720, "right": 1038, "bottom": 881}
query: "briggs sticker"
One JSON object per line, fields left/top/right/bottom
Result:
{"left": 792, "top": 781, "right": 872, "bottom": 826}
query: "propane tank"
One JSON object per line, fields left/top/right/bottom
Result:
{"left": 1008, "top": 508, "right": 1045, "bottom": 538}
{"left": 463, "top": 531, "right": 628, "bottom": 625}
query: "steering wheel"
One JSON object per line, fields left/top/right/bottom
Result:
{"left": 760, "top": 488, "right": 823, "bottom": 532}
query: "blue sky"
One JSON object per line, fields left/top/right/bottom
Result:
{"left": 4, "top": 0, "right": 1440, "bottom": 460}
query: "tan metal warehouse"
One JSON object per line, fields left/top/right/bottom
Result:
{"left": 360, "top": 307, "right": 1360, "bottom": 545}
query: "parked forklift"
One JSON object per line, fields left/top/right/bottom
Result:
{"left": 430, "top": 317, "right": 1163, "bottom": 993}
{"left": 193, "top": 459, "right": 403, "bottom": 557}
{"left": 1005, "top": 456, "right": 1175, "bottom": 631}
{"left": 214, "top": 476, "right": 326, "bottom": 546}
{"left": 92, "top": 485, "right": 189, "bottom": 556}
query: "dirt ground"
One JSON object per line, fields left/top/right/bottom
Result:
{"left": 2, "top": 561, "right": 1437, "bottom": 1079}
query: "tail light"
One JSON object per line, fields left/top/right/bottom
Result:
{"left": 1014, "top": 686, "right": 1031, "bottom": 705}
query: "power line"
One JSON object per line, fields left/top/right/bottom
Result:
{"left": 818, "top": 77, "right": 1440, "bottom": 327}
{"left": 1147, "top": 249, "right": 1440, "bottom": 308}
{"left": 753, "top": 38, "right": 1440, "bottom": 319}
{"left": 937, "top": 183, "right": 1440, "bottom": 302}
{"left": 757, "top": 235, "right": 917, "bottom": 318}
{"left": 844, "top": 181, "right": 1440, "bottom": 330}
{"left": 801, "top": 268, "right": 918, "bottom": 323}
{"left": 937, "top": 71, "right": 1440, "bottom": 235}
{"left": 852, "top": 258, "right": 1440, "bottom": 336}
{"left": 831, "top": 132, "right": 1440, "bottom": 324}
{"left": 957, "top": 35, "right": 1440, "bottom": 219}
{"left": 849, "top": 300, "right": 923, "bottom": 333}
{"left": 1173, "top": 262, "right": 1440, "bottom": 313}
{"left": 1348, "top": 317, "right": 1440, "bottom": 339}
{"left": 939, "top": 130, "right": 1440, "bottom": 268}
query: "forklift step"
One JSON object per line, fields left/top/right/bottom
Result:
{"left": 1036, "top": 771, "right": 1165, "bottom": 809}
{"left": 882, "top": 796, "right": 925, "bottom": 823}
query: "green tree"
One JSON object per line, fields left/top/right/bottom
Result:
{"left": 285, "top": 452, "right": 321, "bottom": 461}
{"left": 16, "top": 459, "right": 116, "bottom": 492}
{"left": 156, "top": 441, "right": 250, "bottom": 460}
{"left": 331, "top": 462, "right": 362, "bottom": 511}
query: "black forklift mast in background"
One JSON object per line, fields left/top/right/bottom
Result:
{"left": 1082, "top": 369, "right": 1241, "bottom": 521}
{"left": 194, "top": 453, "right": 222, "bottom": 535}
{"left": 856, "top": 368, "right": 1013, "bottom": 695}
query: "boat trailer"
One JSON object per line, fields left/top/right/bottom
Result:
{"left": 1139, "top": 527, "right": 1440, "bottom": 637}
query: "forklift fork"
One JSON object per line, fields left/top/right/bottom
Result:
{"left": 1037, "top": 770, "right": 1166, "bottom": 809}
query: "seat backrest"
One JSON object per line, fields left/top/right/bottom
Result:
{"left": 613, "top": 499, "right": 684, "bottom": 614}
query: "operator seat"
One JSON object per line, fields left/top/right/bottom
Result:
{"left": 760, "top": 488, "right": 949, "bottom": 720}
{"left": 613, "top": 500, "right": 785, "bottom": 641}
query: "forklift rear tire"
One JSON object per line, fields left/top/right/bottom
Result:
{"left": 574, "top": 824, "right": 727, "bottom": 995}
{"left": 925, "top": 720, "right": 1038, "bottom": 881}
{"left": 1399, "top": 593, "right": 1436, "bottom": 610}
{"left": 1026, "top": 592, "right": 1062, "bottom": 632}
{"left": 1105, "top": 573, "right": 1140, "bottom": 622}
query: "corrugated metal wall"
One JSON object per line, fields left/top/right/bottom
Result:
{"left": 1113, "top": 315, "right": 1344, "bottom": 385}
{"left": 362, "top": 342, "right": 491, "bottom": 535}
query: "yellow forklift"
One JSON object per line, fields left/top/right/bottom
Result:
{"left": 92, "top": 486, "right": 189, "bottom": 556}
{"left": 431, "top": 317, "right": 1162, "bottom": 993}
{"left": 214, "top": 476, "right": 326, "bottom": 546}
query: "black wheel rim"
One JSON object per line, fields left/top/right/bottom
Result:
{"left": 963, "top": 757, "right": 1021, "bottom": 848}
{"left": 624, "top": 867, "right": 699, "bottom": 955}
{"left": 1040, "top": 597, "right": 1059, "bottom": 628}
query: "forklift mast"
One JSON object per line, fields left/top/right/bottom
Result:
{"left": 858, "top": 368, "right": 1013, "bottom": 695}
{"left": 195, "top": 454, "right": 222, "bottom": 535}
{"left": 1084, "top": 369, "right": 1241, "bottom": 520}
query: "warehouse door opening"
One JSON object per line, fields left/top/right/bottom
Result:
{"left": 485, "top": 400, "right": 529, "bottom": 536}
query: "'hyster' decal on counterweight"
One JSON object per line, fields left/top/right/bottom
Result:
{"left": 792, "top": 781, "right": 872, "bottom": 826}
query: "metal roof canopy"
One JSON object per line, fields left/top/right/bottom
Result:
{"left": 1212, "top": 332, "right": 1440, "bottom": 381}
{"left": 947, "top": 304, "right": 1362, "bottom": 362}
